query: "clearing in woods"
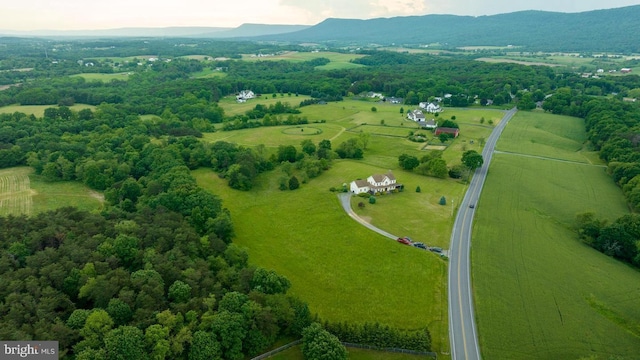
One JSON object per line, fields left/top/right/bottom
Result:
{"left": 0, "top": 167, "right": 33, "bottom": 216}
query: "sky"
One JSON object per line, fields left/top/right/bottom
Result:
{"left": 2, "top": 0, "right": 640, "bottom": 31}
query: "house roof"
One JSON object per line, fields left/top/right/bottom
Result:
{"left": 371, "top": 172, "right": 395, "bottom": 183}
{"left": 353, "top": 179, "right": 370, "bottom": 188}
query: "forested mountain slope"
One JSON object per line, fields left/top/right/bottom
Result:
{"left": 258, "top": 6, "right": 640, "bottom": 52}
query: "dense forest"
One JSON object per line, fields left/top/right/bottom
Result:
{"left": 1, "top": 37, "right": 640, "bottom": 358}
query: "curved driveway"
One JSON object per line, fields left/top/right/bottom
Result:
{"left": 338, "top": 193, "right": 397, "bottom": 240}
{"left": 448, "top": 107, "right": 517, "bottom": 360}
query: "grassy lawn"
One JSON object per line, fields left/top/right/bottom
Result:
{"left": 193, "top": 160, "right": 450, "bottom": 354}
{"left": 472, "top": 112, "right": 640, "bottom": 359}
{"left": 70, "top": 72, "right": 131, "bottom": 81}
{"left": 0, "top": 167, "right": 103, "bottom": 216}
{"left": 0, "top": 104, "right": 95, "bottom": 118}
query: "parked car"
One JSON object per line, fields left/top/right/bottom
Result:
{"left": 429, "top": 247, "right": 443, "bottom": 253}
{"left": 469, "top": 204, "right": 475, "bottom": 208}
{"left": 397, "top": 237, "right": 412, "bottom": 245}
{"left": 413, "top": 242, "right": 427, "bottom": 250}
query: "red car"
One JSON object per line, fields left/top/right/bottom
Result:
{"left": 397, "top": 237, "right": 412, "bottom": 245}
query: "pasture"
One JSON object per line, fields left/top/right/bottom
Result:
{"left": 189, "top": 68, "right": 227, "bottom": 78}
{"left": 496, "top": 111, "right": 601, "bottom": 164}
{"left": 217, "top": 94, "right": 312, "bottom": 117}
{"left": 193, "top": 160, "right": 451, "bottom": 354}
{"left": 0, "top": 167, "right": 103, "bottom": 216}
{"left": 0, "top": 104, "right": 95, "bottom": 118}
{"left": 70, "top": 72, "right": 131, "bottom": 82}
{"left": 472, "top": 112, "right": 640, "bottom": 359}
{"left": 240, "top": 51, "right": 366, "bottom": 70}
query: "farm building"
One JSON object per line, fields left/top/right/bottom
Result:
{"left": 621, "top": 68, "right": 632, "bottom": 73}
{"left": 418, "top": 119, "right": 437, "bottom": 129}
{"left": 350, "top": 171, "right": 402, "bottom": 194}
{"left": 407, "top": 109, "right": 426, "bottom": 121}
{"left": 434, "top": 127, "right": 460, "bottom": 138}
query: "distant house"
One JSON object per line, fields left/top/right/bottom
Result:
{"left": 236, "top": 90, "right": 255, "bottom": 102}
{"left": 419, "top": 102, "right": 442, "bottom": 113}
{"left": 621, "top": 68, "right": 633, "bottom": 74}
{"left": 350, "top": 171, "right": 402, "bottom": 194}
{"left": 434, "top": 127, "right": 460, "bottom": 138}
{"left": 407, "top": 109, "right": 425, "bottom": 122}
{"left": 385, "top": 97, "right": 404, "bottom": 104}
{"left": 418, "top": 119, "right": 437, "bottom": 129}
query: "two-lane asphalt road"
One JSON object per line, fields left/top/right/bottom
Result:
{"left": 448, "top": 107, "right": 517, "bottom": 360}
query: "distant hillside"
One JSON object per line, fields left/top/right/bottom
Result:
{"left": 199, "top": 24, "right": 310, "bottom": 38}
{"left": 256, "top": 6, "right": 640, "bottom": 52}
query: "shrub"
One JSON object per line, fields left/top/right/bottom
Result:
{"left": 369, "top": 196, "right": 376, "bottom": 204}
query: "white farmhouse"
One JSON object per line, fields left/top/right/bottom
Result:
{"left": 407, "top": 109, "right": 426, "bottom": 122}
{"left": 419, "top": 102, "right": 442, "bottom": 113}
{"left": 350, "top": 172, "right": 402, "bottom": 194}
{"left": 236, "top": 90, "right": 255, "bottom": 102}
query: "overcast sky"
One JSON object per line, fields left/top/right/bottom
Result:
{"left": 2, "top": 0, "right": 639, "bottom": 30}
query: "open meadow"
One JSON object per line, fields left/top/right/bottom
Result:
{"left": 240, "top": 51, "right": 366, "bottom": 70}
{"left": 472, "top": 112, "right": 640, "bottom": 359}
{"left": 70, "top": 72, "right": 132, "bottom": 82}
{"left": 0, "top": 104, "right": 95, "bottom": 118}
{"left": 0, "top": 167, "right": 103, "bottom": 216}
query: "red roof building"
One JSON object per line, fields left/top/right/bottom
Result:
{"left": 434, "top": 127, "right": 460, "bottom": 138}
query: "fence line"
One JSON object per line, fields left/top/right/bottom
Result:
{"left": 251, "top": 339, "right": 437, "bottom": 359}
{"left": 250, "top": 339, "right": 301, "bottom": 360}
{"left": 342, "top": 342, "right": 437, "bottom": 358}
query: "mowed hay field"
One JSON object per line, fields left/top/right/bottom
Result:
{"left": 0, "top": 104, "right": 96, "bottom": 118}
{"left": 0, "top": 167, "right": 104, "bottom": 216}
{"left": 473, "top": 112, "right": 640, "bottom": 359}
{"left": 194, "top": 160, "right": 451, "bottom": 354}
{"left": 0, "top": 167, "right": 33, "bottom": 216}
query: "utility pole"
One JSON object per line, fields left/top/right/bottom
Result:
{"left": 451, "top": 198, "right": 455, "bottom": 217}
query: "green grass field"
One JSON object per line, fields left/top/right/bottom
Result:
{"left": 0, "top": 104, "right": 96, "bottom": 118}
{"left": 189, "top": 68, "right": 227, "bottom": 78}
{"left": 70, "top": 72, "right": 131, "bottom": 81}
{"left": 193, "top": 160, "right": 451, "bottom": 354}
{"left": 496, "top": 111, "right": 601, "bottom": 164}
{"left": 217, "top": 94, "right": 313, "bottom": 117}
{"left": 0, "top": 167, "right": 103, "bottom": 216}
{"left": 472, "top": 112, "right": 640, "bottom": 359}
{"left": 241, "top": 51, "right": 366, "bottom": 70}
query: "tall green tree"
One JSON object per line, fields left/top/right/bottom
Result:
{"left": 301, "top": 323, "right": 347, "bottom": 360}
{"left": 461, "top": 150, "right": 484, "bottom": 170}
